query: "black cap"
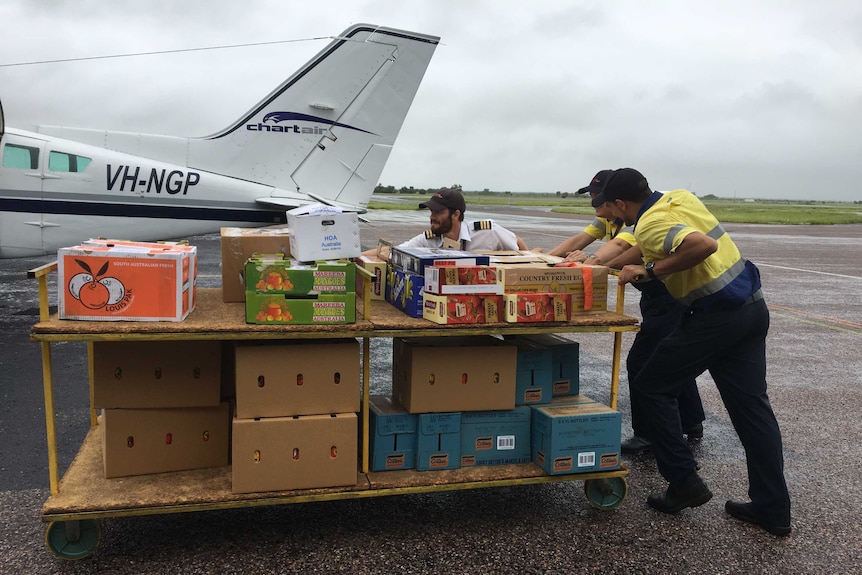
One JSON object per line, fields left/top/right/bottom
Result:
{"left": 419, "top": 188, "right": 466, "bottom": 213}
{"left": 576, "top": 170, "right": 614, "bottom": 195}
{"left": 591, "top": 168, "right": 650, "bottom": 207}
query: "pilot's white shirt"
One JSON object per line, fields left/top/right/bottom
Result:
{"left": 400, "top": 219, "right": 519, "bottom": 251}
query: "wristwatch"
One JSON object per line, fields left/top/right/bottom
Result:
{"left": 645, "top": 261, "right": 657, "bottom": 280}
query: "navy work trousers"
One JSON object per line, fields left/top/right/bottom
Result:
{"left": 627, "top": 281, "right": 705, "bottom": 435}
{"left": 632, "top": 297, "right": 791, "bottom": 522}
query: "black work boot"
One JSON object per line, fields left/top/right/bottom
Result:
{"left": 647, "top": 472, "right": 712, "bottom": 514}
{"left": 725, "top": 500, "right": 791, "bottom": 536}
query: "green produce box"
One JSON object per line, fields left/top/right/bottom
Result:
{"left": 246, "top": 292, "right": 356, "bottom": 325}
{"left": 245, "top": 255, "right": 355, "bottom": 295}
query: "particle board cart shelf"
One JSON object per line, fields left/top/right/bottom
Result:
{"left": 29, "top": 263, "right": 639, "bottom": 560}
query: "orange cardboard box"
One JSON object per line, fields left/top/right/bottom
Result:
{"left": 58, "top": 243, "right": 195, "bottom": 321}
{"left": 83, "top": 238, "right": 198, "bottom": 310}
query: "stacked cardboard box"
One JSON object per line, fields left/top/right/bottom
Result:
{"left": 531, "top": 398, "right": 621, "bottom": 475}
{"left": 285, "top": 204, "right": 361, "bottom": 262}
{"left": 384, "top": 336, "right": 521, "bottom": 471}
{"left": 519, "top": 334, "right": 580, "bottom": 397}
{"left": 387, "top": 247, "right": 492, "bottom": 319}
{"left": 493, "top": 260, "right": 609, "bottom": 314}
{"left": 244, "top": 254, "right": 356, "bottom": 325}
{"left": 231, "top": 340, "right": 360, "bottom": 493}
{"left": 220, "top": 226, "right": 291, "bottom": 303}
{"left": 59, "top": 240, "right": 197, "bottom": 322}
{"left": 356, "top": 255, "right": 387, "bottom": 301}
{"left": 93, "top": 341, "right": 229, "bottom": 478}
{"left": 460, "top": 406, "right": 532, "bottom": 467}
{"left": 369, "top": 395, "right": 417, "bottom": 471}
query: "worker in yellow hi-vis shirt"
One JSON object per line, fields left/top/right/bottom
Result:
{"left": 594, "top": 168, "right": 791, "bottom": 537}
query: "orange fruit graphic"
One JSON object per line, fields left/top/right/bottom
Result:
{"left": 80, "top": 281, "right": 110, "bottom": 309}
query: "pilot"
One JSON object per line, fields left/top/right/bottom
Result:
{"left": 364, "top": 188, "right": 527, "bottom": 255}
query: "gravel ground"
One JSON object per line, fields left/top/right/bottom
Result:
{"left": 1, "top": 210, "right": 860, "bottom": 574}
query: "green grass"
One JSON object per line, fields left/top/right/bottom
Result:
{"left": 369, "top": 193, "right": 862, "bottom": 225}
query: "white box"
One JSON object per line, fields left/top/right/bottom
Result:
{"left": 286, "top": 204, "right": 361, "bottom": 262}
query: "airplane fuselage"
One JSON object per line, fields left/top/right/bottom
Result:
{"left": 0, "top": 128, "right": 286, "bottom": 258}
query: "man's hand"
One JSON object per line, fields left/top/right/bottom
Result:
{"left": 564, "top": 250, "right": 588, "bottom": 263}
{"left": 619, "top": 264, "right": 647, "bottom": 285}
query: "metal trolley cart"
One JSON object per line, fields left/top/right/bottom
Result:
{"left": 29, "top": 263, "right": 639, "bottom": 560}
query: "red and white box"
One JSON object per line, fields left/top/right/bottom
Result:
{"left": 422, "top": 293, "right": 503, "bottom": 325}
{"left": 424, "top": 265, "right": 502, "bottom": 295}
{"left": 503, "top": 293, "right": 572, "bottom": 323}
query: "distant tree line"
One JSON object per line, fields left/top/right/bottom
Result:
{"left": 374, "top": 184, "right": 462, "bottom": 195}
{"left": 375, "top": 184, "right": 576, "bottom": 197}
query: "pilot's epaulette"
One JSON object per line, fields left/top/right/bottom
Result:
{"left": 473, "top": 220, "right": 493, "bottom": 231}
{"left": 424, "top": 229, "right": 436, "bottom": 239}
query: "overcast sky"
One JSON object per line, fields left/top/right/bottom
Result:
{"left": 1, "top": 0, "right": 860, "bottom": 202}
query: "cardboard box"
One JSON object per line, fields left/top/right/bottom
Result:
{"left": 220, "top": 226, "right": 291, "bottom": 303}
{"left": 422, "top": 293, "right": 503, "bottom": 325}
{"left": 520, "top": 334, "right": 580, "bottom": 396}
{"left": 550, "top": 394, "right": 598, "bottom": 406}
{"left": 479, "top": 251, "right": 564, "bottom": 265}
{"left": 58, "top": 243, "right": 195, "bottom": 321}
{"left": 102, "top": 402, "right": 230, "bottom": 478}
{"left": 356, "top": 255, "right": 387, "bottom": 300}
{"left": 233, "top": 340, "right": 360, "bottom": 418}
{"left": 231, "top": 413, "right": 358, "bottom": 493}
{"left": 531, "top": 402, "right": 621, "bottom": 475}
{"left": 93, "top": 341, "right": 222, "bottom": 409}
{"left": 460, "top": 406, "right": 532, "bottom": 466}
{"left": 424, "top": 265, "right": 502, "bottom": 295}
{"left": 369, "top": 395, "right": 417, "bottom": 471}
{"left": 495, "top": 263, "right": 608, "bottom": 311}
{"left": 416, "top": 412, "right": 461, "bottom": 471}
{"left": 286, "top": 204, "right": 361, "bottom": 262}
{"left": 244, "top": 256, "right": 355, "bottom": 295}
{"left": 392, "top": 336, "right": 517, "bottom": 413}
{"left": 510, "top": 338, "right": 553, "bottom": 405}
{"left": 390, "top": 246, "right": 490, "bottom": 275}
{"left": 246, "top": 292, "right": 356, "bottom": 325}
{"left": 389, "top": 267, "right": 424, "bottom": 318}
{"left": 503, "top": 293, "right": 572, "bottom": 323}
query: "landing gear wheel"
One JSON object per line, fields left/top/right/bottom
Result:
{"left": 584, "top": 477, "right": 628, "bottom": 510}
{"left": 45, "top": 519, "right": 102, "bottom": 560}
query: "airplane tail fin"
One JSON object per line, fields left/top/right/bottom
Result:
{"left": 188, "top": 24, "right": 439, "bottom": 212}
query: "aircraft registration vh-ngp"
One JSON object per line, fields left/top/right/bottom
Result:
{"left": 0, "top": 24, "right": 439, "bottom": 258}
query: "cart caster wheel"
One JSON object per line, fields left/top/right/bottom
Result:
{"left": 45, "top": 519, "right": 102, "bottom": 560}
{"left": 584, "top": 477, "right": 628, "bottom": 510}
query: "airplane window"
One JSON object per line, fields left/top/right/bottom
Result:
{"left": 49, "top": 151, "right": 92, "bottom": 173}
{"left": 2, "top": 143, "right": 40, "bottom": 169}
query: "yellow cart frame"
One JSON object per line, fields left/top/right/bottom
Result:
{"left": 29, "top": 263, "right": 638, "bottom": 559}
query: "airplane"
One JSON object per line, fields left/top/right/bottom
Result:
{"left": 0, "top": 24, "right": 439, "bottom": 258}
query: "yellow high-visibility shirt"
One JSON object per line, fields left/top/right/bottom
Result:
{"left": 635, "top": 190, "right": 749, "bottom": 305}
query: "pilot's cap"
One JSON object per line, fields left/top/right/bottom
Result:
{"left": 419, "top": 188, "right": 466, "bottom": 213}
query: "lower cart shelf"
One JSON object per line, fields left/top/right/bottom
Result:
{"left": 43, "top": 422, "right": 629, "bottom": 522}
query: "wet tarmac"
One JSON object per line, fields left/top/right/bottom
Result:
{"left": 1, "top": 206, "right": 860, "bottom": 574}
